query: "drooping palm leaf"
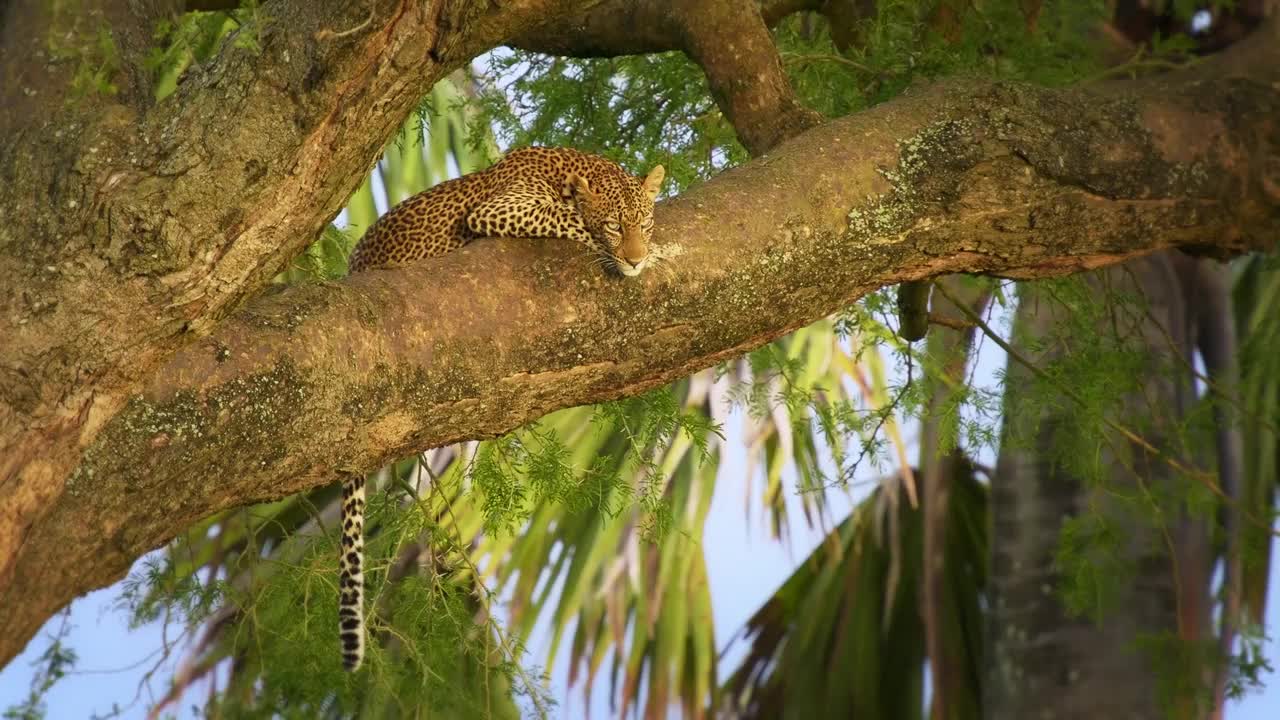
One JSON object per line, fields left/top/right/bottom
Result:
{"left": 720, "top": 460, "right": 987, "bottom": 720}
{"left": 454, "top": 314, "right": 907, "bottom": 718}
{"left": 1232, "top": 254, "right": 1280, "bottom": 629}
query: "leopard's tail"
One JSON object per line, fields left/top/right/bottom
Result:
{"left": 339, "top": 474, "right": 366, "bottom": 671}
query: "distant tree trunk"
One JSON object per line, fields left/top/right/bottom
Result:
{"left": 919, "top": 276, "right": 990, "bottom": 720}
{"left": 984, "top": 251, "right": 1224, "bottom": 719}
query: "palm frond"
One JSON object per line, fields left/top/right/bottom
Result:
{"left": 1233, "top": 255, "right": 1280, "bottom": 629}
{"left": 720, "top": 461, "right": 987, "bottom": 720}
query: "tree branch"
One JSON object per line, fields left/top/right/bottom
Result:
{"left": 2, "top": 39, "right": 1278, "bottom": 664}
{"left": 508, "top": 0, "right": 823, "bottom": 154}
{"left": 0, "top": 0, "right": 596, "bottom": 621}
{"left": 676, "top": 0, "right": 824, "bottom": 153}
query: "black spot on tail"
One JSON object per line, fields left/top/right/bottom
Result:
{"left": 342, "top": 651, "right": 361, "bottom": 672}
{"left": 339, "top": 474, "right": 366, "bottom": 672}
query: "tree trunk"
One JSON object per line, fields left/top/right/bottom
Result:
{"left": 985, "top": 251, "right": 1226, "bottom": 718}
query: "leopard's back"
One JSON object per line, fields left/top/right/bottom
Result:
{"left": 346, "top": 173, "right": 492, "bottom": 272}
{"left": 346, "top": 148, "right": 568, "bottom": 272}
{"left": 346, "top": 146, "right": 662, "bottom": 273}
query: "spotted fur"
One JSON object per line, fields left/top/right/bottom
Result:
{"left": 348, "top": 146, "right": 665, "bottom": 276}
{"left": 338, "top": 475, "right": 366, "bottom": 671}
{"left": 338, "top": 146, "right": 664, "bottom": 672}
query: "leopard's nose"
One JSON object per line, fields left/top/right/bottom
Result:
{"left": 618, "top": 255, "right": 645, "bottom": 276}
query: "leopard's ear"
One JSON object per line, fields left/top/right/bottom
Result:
{"left": 564, "top": 173, "right": 593, "bottom": 201}
{"left": 641, "top": 165, "right": 665, "bottom": 200}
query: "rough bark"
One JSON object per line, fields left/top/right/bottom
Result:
{"left": 0, "top": 2, "right": 1279, "bottom": 670}
{"left": 984, "top": 250, "right": 1228, "bottom": 719}
{"left": 0, "top": 0, "right": 593, "bottom": 658}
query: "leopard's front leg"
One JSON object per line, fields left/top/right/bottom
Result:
{"left": 466, "top": 185, "right": 600, "bottom": 251}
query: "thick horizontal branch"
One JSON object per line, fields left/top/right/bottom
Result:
{"left": 2, "top": 42, "right": 1278, "bottom": 663}
{"left": 0, "top": 0, "right": 593, "bottom": 623}
{"left": 0, "top": 0, "right": 460, "bottom": 575}
{"left": 507, "top": 0, "right": 823, "bottom": 56}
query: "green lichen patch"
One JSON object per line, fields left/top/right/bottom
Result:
{"left": 983, "top": 82, "right": 1195, "bottom": 200}
{"left": 70, "top": 359, "right": 316, "bottom": 507}
{"left": 846, "top": 116, "right": 980, "bottom": 244}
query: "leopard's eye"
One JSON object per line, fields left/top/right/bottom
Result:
{"left": 604, "top": 220, "right": 622, "bottom": 233}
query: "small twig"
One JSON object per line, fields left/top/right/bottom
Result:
{"left": 1083, "top": 45, "right": 1200, "bottom": 84}
{"left": 315, "top": 1, "right": 376, "bottom": 42}
{"left": 927, "top": 313, "right": 976, "bottom": 332}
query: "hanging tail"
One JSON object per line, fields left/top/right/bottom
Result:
{"left": 339, "top": 474, "right": 366, "bottom": 671}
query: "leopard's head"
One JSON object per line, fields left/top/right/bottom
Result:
{"left": 566, "top": 164, "right": 665, "bottom": 277}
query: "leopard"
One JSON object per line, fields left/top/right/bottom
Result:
{"left": 337, "top": 145, "right": 665, "bottom": 672}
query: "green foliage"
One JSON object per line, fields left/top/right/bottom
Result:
{"left": 992, "top": 270, "right": 1258, "bottom": 642}
{"left": 447, "top": 385, "right": 719, "bottom": 545}
{"left": 590, "top": 388, "right": 722, "bottom": 535}
{"left": 70, "top": 27, "right": 122, "bottom": 97}
{"left": 44, "top": 1, "right": 123, "bottom": 98}
{"left": 478, "top": 49, "right": 740, "bottom": 190}
{"left": 1056, "top": 512, "right": 1135, "bottom": 620}
{"left": 147, "top": 11, "right": 238, "bottom": 101}
{"left": 119, "top": 554, "right": 227, "bottom": 630}
{"left": 1234, "top": 254, "right": 1280, "bottom": 626}
{"left": 145, "top": 2, "right": 273, "bottom": 102}
{"left": 466, "top": 387, "right": 724, "bottom": 718}
{"left": 731, "top": 318, "right": 896, "bottom": 483}
{"left": 722, "top": 460, "right": 988, "bottom": 720}
{"left": 1226, "top": 622, "right": 1276, "bottom": 701}
{"left": 1002, "top": 277, "right": 1154, "bottom": 485}
{"left": 1134, "top": 631, "right": 1222, "bottom": 715}
{"left": 1133, "top": 619, "right": 1274, "bottom": 716}
{"left": 2, "top": 613, "right": 77, "bottom": 720}
{"left": 778, "top": 0, "right": 1111, "bottom": 104}
{"left": 229, "top": 1, "right": 270, "bottom": 55}
{"left": 277, "top": 226, "right": 359, "bottom": 282}
{"left": 476, "top": 0, "right": 1113, "bottom": 197}
{"left": 215, "top": 553, "right": 521, "bottom": 720}
{"left": 109, "top": 485, "right": 540, "bottom": 719}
